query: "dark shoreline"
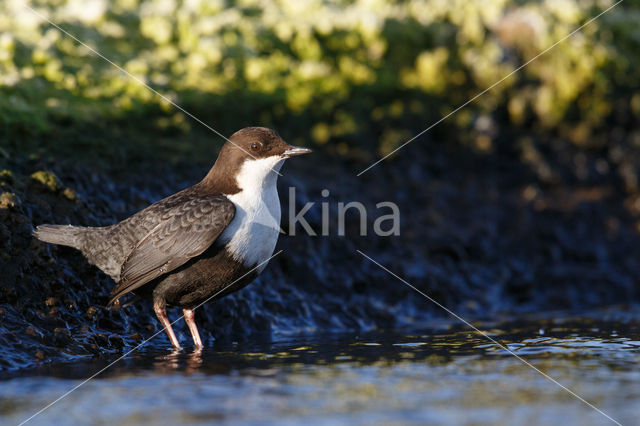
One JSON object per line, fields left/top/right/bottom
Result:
{"left": 1, "top": 126, "right": 639, "bottom": 371}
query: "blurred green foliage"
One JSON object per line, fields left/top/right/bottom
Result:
{"left": 0, "top": 0, "right": 639, "bottom": 161}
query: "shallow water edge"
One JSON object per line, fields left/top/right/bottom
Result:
{"left": 1, "top": 309, "right": 639, "bottom": 425}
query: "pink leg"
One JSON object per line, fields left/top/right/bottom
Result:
{"left": 153, "top": 301, "right": 181, "bottom": 350}
{"left": 183, "top": 308, "right": 203, "bottom": 349}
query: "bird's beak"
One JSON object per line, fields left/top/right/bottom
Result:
{"left": 282, "top": 145, "right": 312, "bottom": 158}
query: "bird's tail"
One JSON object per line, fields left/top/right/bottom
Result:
{"left": 33, "top": 224, "right": 85, "bottom": 249}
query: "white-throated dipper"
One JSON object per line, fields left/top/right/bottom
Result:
{"left": 34, "top": 127, "right": 311, "bottom": 349}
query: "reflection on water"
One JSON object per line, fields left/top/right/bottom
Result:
{"left": 1, "top": 314, "right": 640, "bottom": 425}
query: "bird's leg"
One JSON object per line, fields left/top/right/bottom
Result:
{"left": 183, "top": 308, "right": 203, "bottom": 349}
{"left": 153, "top": 300, "right": 181, "bottom": 350}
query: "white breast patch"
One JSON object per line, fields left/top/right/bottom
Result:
{"left": 219, "top": 156, "right": 284, "bottom": 273}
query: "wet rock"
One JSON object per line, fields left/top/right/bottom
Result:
{"left": 109, "top": 335, "right": 124, "bottom": 349}
{"left": 94, "top": 333, "right": 110, "bottom": 348}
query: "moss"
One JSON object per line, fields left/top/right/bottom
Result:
{"left": 0, "top": 192, "right": 19, "bottom": 209}
{"left": 30, "top": 170, "right": 62, "bottom": 192}
{"left": 86, "top": 306, "right": 98, "bottom": 319}
{"left": 63, "top": 187, "right": 77, "bottom": 201}
{"left": 0, "top": 169, "right": 13, "bottom": 184}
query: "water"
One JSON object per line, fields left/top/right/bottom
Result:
{"left": 2, "top": 315, "right": 639, "bottom": 425}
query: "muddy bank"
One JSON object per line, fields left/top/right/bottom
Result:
{"left": 1, "top": 133, "right": 640, "bottom": 371}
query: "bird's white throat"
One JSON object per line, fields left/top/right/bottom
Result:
{"left": 219, "top": 156, "right": 285, "bottom": 271}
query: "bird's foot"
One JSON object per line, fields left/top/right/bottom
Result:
{"left": 183, "top": 308, "right": 204, "bottom": 349}
{"left": 153, "top": 301, "right": 182, "bottom": 349}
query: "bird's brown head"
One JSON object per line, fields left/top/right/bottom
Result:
{"left": 201, "top": 127, "right": 311, "bottom": 193}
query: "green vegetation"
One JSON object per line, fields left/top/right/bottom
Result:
{"left": 0, "top": 192, "right": 18, "bottom": 210}
{"left": 30, "top": 170, "right": 62, "bottom": 191}
{"left": 0, "top": 0, "right": 639, "bottom": 166}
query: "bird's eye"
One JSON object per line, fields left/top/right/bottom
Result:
{"left": 250, "top": 142, "right": 261, "bottom": 151}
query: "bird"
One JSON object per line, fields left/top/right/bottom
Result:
{"left": 33, "top": 127, "right": 311, "bottom": 350}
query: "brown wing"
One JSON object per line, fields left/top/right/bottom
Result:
{"left": 108, "top": 195, "right": 235, "bottom": 305}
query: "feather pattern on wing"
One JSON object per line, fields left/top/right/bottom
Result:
{"left": 108, "top": 195, "right": 235, "bottom": 305}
